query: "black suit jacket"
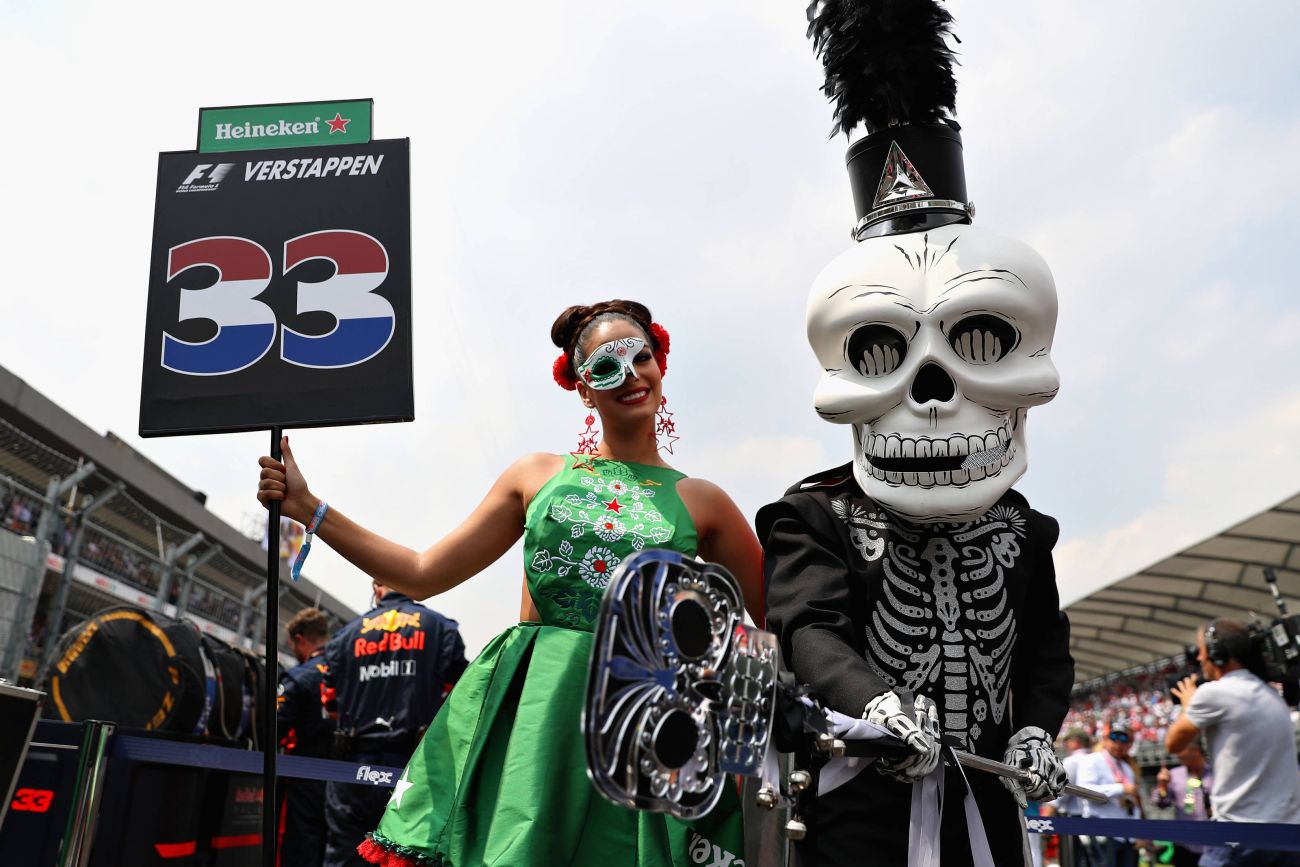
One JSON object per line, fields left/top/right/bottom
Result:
{"left": 757, "top": 465, "right": 1074, "bottom": 864}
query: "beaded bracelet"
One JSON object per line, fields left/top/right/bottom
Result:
{"left": 290, "top": 501, "right": 329, "bottom": 582}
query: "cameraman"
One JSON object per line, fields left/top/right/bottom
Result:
{"left": 1166, "top": 618, "right": 1300, "bottom": 866}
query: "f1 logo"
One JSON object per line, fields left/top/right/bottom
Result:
{"left": 181, "top": 163, "right": 234, "bottom": 186}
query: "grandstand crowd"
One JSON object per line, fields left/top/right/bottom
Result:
{"left": 2, "top": 486, "right": 245, "bottom": 631}
{"left": 1062, "top": 666, "right": 1188, "bottom": 764}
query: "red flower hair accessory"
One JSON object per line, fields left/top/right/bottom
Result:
{"left": 553, "top": 353, "right": 579, "bottom": 391}
{"left": 649, "top": 322, "right": 670, "bottom": 376}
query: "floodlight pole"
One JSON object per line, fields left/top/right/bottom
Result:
{"left": 262, "top": 427, "right": 283, "bottom": 867}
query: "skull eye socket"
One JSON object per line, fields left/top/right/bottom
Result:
{"left": 949, "top": 315, "right": 1019, "bottom": 364}
{"left": 846, "top": 324, "right": 908, "bottom": 377}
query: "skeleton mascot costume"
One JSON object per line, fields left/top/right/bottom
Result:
{"left": 757, "top": 2, "right": 1074, "bottom": 865}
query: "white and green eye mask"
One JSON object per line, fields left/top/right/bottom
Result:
{"left": 577, "top": 337, "right": 646, "bottom": 390}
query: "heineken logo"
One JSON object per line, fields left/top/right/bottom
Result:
{"left": 213, "top": 112, "right": 353, "bottom": 143}
{"left": 198, "top": 100, "right": 371, "bottom": 153}
{"left": 214, "top": 118, "right": 322, "bottom": 142}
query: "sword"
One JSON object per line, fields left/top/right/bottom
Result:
{"left": 952, "top": 749, "right": 1108, "bottom": 804}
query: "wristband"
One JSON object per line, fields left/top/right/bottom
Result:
{"left": 290, "top": 501, "right": 329, "bottom": 582}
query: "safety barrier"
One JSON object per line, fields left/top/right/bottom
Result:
{"left": 13, "top": 724, "right": 1300, "bottom": 865}
{"left": 3, "top": 722, "right": 406, "bottom": 867}
{"left": 111, "top": 734, "right": 403, "bottom": 787}
{"left": 1025, "top": 815, "right": 1300, "bottom": 851}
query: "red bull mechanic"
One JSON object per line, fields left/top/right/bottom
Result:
{"left": 278, "top": 607, "right": 335, "bottom": 867}
{"left": 321, "top": 581, "right": 468, "bottom": 867}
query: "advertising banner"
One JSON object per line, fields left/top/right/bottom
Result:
{"left": 198, "top": 99, "right": 372, "bottom": 153}
{"left": 139, "top": 137, "right": 412, "bottom": 437}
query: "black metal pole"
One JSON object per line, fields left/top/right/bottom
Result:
{"left": 263, "top": 426, "right": 283, "bottom": 867}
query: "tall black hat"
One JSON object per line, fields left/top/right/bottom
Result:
{"left": 808, "top": 0, "right": 974, "bottom": 240}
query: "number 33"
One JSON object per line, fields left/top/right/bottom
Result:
{"left": 160, "top": 230, "right": 394, "bottom": 376}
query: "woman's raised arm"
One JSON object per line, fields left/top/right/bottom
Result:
{"left": 257, "top": 436, "right": 557, "bottom": 599}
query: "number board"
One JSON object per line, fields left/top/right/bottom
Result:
{"left": 139, "top": 138, "right": 412, "bottom": 437}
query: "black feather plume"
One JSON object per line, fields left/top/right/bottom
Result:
{"left": 807, "top": 0, "right": 959, "bottom": 138}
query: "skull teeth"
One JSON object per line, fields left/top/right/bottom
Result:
{"left": 862, "top": 424, "right": 1015, "bottom": 486}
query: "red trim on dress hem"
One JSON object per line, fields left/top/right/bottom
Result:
{"left": 357, "top": 836, "right": 429, "bottom": 867}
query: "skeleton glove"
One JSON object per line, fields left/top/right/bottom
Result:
{"left": 1000, "top": 726, "right": 1068, "bottom": 808}
{"left": 864, "top": 691, "right": 942, "bottom": 782}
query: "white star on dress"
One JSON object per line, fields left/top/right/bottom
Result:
{"left": 390, "top": 769, "right": 414, "bottom": 810}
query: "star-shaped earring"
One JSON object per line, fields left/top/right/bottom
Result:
{"left": 571, "top": 412, "right": 600, "bottom": 471}
{"left": 655, "top": 397, "right": 679, "bottom": 454}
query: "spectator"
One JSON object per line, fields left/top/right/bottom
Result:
{"left": 1053, "top": 728, "right": 1095, "bottom": 817}
{"left": 321, "top": 581, "right": 467, "bottom": 867}
{"left": 1153, "top": 740, "right": 1213, "bottom": 867}
{"left": 1043, "top": 729, "right": 1096, "bottom": 867}
{"left": 1166, "top": 619, "right": 1300, "bottom": 867}
{"left": 278, "top": 607, "right": 335, "bottom": 867}
{"left": 1077, "top": 723, "right": 1142, "bottom": 867}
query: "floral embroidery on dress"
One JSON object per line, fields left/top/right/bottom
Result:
{"left": 531, "top": 465, "right": 678, "bottom": 593}
{"left": 551, "top": 476, "right": 669, "bottom": 545}
{"left": 535, "top": 584, "right": 602, "bottom": 628}
{"left": 578, "top": 547, "right": 619, "bottom": 589}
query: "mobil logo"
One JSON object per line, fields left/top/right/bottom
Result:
{"left": 358, "top": 659, "right": 417, "bottom": 682}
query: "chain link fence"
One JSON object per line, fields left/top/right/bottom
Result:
{"left": 0, "top": 529, "right": 39, "bottom": 666}
{"left": 0, "top": 415, "right": 333, "bottom": 682}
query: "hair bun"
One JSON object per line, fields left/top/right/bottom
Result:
{"left": 549, "top": 300, "right": 656, "bottom": 355}
{"left": 550, "top": 305, "right": 590, "bottom": 351}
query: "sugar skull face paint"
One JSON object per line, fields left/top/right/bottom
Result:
{"left": 577, "top": 337, "right": 649, "bottom": 391}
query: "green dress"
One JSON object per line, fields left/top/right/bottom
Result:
{"left": 359, "top": 457, "right": 746, "bottom": 866}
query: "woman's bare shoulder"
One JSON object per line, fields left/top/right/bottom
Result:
{"left": 674, "top": 476, "right": 735, "bottom": 522}
{"left": 506, "top": 452, "right": 567, "bottom": 502}
{"left": 675, "top": 475, "right": 729, "bottom": 501}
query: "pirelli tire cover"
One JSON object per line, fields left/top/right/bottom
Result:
{"left": 43, "top": 606, "right": 263, "bottom": 737}
{"left": 46, "top": 606, "right": 195, "bottom": 730}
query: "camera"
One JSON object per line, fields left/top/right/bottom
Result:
{"left": 1257, "top": 568, "right": 1300, "bottom": 705}
{"left": 1258, "top": 625, "right": 1300, "bottom": 707}
{"left": 1166, "top": 569, "right": 1300, "bottom": 706}
{"left": 1166, "top": 645, "right": 1201, "bottom": 705}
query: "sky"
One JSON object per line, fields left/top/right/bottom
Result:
{"left": 3, "top": 0, "right": 1299, "bottom": 655}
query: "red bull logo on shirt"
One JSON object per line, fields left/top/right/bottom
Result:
{"left": 354, "top": 629, "right": 425, "bottom": 657}
{"left": 361, "top": 610, "right": 421, "bottom": 634}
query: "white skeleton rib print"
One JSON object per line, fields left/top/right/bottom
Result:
{"left": 832, "top": 497, "right": 1026, "bottom": 749}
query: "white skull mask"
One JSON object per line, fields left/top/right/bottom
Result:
{"left": 806, "top": 223, "right": 1059, "bottom": 523}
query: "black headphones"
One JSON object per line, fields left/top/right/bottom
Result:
{"left": 1204, "top": 619, "right": 1253, "bottom": 668}
{"left": 1204, "top": 620, "right": 1229, "bottom": 667}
